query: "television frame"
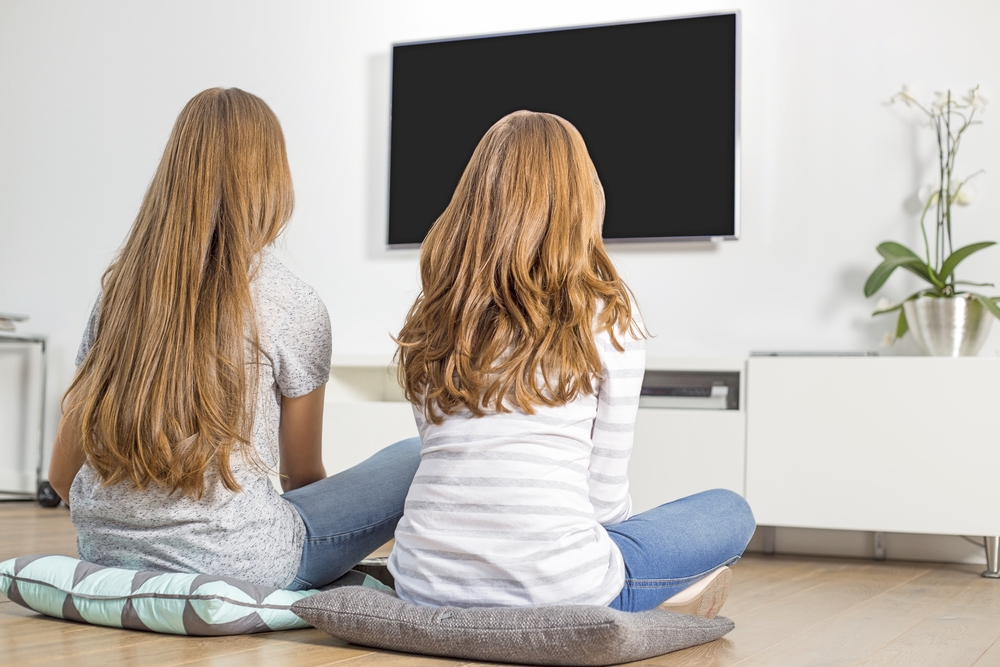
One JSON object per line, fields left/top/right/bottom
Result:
{"left": 387, "top": 11, "right": 742, "bottom": 248}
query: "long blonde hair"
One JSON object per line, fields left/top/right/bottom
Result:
{"left": 395, "top": 110, "right": 642, "bottom": 424}
{"left": 67, "top": 88, "right": 294, "bottom": 498}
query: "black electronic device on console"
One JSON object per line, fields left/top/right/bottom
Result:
{"left": 640, "top": 370, "right": 740, "bottom": 410}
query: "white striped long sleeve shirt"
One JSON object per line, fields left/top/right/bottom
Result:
{"left": 389, "top": 320, "right": 646, "bottom": 608}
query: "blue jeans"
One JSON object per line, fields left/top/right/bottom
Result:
{"left": 607, "top": 489, "right": 756, "bottom": 612}
{"left": 282, "top": 437, "right": 422, "bottom": 590}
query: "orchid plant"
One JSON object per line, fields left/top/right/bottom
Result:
{"left": 865, "top": 85, "right": 1000, "bottom": 340}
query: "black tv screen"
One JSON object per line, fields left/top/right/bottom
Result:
{"left": 388, "top": 12, "right": 740, "bottom": 246}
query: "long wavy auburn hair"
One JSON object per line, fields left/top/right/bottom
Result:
{"left": 395, "top": 110, "right": 643, "bottom": 424}
{"left": 65, "top": 88, "right": 294, "bottom": 498}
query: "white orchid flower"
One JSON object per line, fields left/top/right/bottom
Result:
{"left": 876, "top": 297, "right": 891, "bottom": 311}
{"left": 952, "top": 180, "right": 976, "bottom": 206}
{"left": 918, "top": 181, "right": 976, "bottom": 206}
{"left": 965, "top": 87, "right": 987, "bottom": 112}
{"left": 880, "top": 331, "right": 896, "bottom": 348}
{"left": 896, "top": 84, "right": 919, "bottom": 106}
{"left": 932, "top": 91, "right": 953, "bottom": 110}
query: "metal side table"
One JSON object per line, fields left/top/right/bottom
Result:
{"left": 0, "top": 332, "right": 46, "bottom": 501}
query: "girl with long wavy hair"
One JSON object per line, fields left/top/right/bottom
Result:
{"left": 48, "top": 88, "right": 421, "bottom": 590}
{"left": 389, "top": 111, "right": 755, "bottom": 614}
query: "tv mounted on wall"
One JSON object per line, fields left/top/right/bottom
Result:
{"left": 388, "top": 12, "right": 740, "bottom": 247}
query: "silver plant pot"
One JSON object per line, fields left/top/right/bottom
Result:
{"left": 902, "top": 296, "right": 993, "bottom": 356}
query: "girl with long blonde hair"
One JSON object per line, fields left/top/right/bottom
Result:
{"left": 49, "top": 88, "right": 421, "bottom": 589}
{"left": 389, "top": 111, "right": 755, "bottom": 613}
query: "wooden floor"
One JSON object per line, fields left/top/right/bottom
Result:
{"left": 2, "top": 503, "right": 1000, "bottom": 667}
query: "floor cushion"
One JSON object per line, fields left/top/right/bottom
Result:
{"left": 291, "top": 586, "right": 735, "bottom": 666}
{"left": 0, "top": 554, "right": 390, "bottom": 635}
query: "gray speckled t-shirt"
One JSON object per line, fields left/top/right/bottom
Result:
{"left": 70, "top": 251, "right": 331, "bottom": 588}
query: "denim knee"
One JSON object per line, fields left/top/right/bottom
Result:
{"left": 702, "top": 488, "right": 756, "bottom": 552}
{"left": 392, "top": 436, "right": 423, "bottom": 465}
{"left": 394, "top": 436, "right": 423, "bottom": 454}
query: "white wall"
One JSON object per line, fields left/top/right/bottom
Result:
{"left": 2, "top": 0, "right": 1000, "bottom": 463}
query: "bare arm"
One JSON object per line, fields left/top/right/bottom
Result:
{"left": 278, "top": 384, "right": 327, "bottom": 492}
{"left": 49, "top": 390, "right": 87, "bottom": 506}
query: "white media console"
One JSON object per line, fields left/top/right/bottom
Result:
{"left": 320, "top": 355, "right": 1000, "bottom": 576}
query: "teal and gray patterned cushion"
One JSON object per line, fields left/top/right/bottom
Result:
{"left": 0, "top": 554, "right": 390, "bottom": 635}
{"left": 292, "top": 586, "right": 736, "bottom": 667}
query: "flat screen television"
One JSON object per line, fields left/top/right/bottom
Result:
{"left": 388, "top": 12, "right": 740, "bottom": 247}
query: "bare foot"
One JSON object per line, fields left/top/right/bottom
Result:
{"left": 658, "top": 566, "right": 731, "bottom": 619}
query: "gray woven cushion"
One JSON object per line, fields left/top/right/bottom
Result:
{"left": 291, "top": 587, "right": 734, "bottom": 666}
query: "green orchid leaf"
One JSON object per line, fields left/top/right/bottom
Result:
{"left": 895, "top": 308, "right": 909, "bottom": 339}
{"left": 872, "top": 303, "right": 903, "bottom": 315}
{"left": 909, "top": 265, "right": 945, "bottom": 288}
{"left": 938, "top": 242, "right": 997, "bottom": 282}
{"left": 876, "top": 241, "right": 923, "bottom": 261}
{"left": 871, "top": 290, "right": 932, "bottom": 316}
{"left": 875, "top": 242, "right": 942, "bottom": 288}
{"left": 973, "top": 294, "right": 1000, "bottom": 321}
{"left": 864, "top": 256, "right": 931, "bottom": 297}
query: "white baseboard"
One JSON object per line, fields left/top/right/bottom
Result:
{"left": 745, "top": 526, "right": 988, "bottom": 566}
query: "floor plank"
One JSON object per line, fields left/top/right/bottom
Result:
{"left": 709, "top": 556, "right": 855, "bottom": 618}
{"left": 178, "top": 631, "right": 374, "bottom": 667}
{"left": 726, "top": 566, "right": 975, "bottom": 667}
{"left": 329, "top": 653, "right": 475, "bottom": 667}
{"left": 0, "top": 503, "right": 78, "bottom": 561}
{"left": 645, "top": 560, "right": 932, "bottom": 667}
{"left": 855, "top": 577, "right": 1000, "bottom": 667}
{"left": 972, "top": 636, "right": 1000, "bottom": 666}
{"left": 1, "top": 612, "right": 167, "bottom": 666}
